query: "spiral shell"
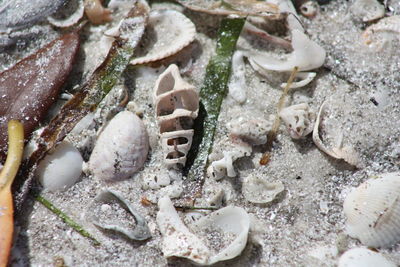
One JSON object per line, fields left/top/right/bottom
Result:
{"left": 343, "top": 172, "right": 400, "bottom": 248}
{"left": 88, "top": 110, "right": 149, "bottom": 181}
{"left": 154, "top": 64, "right": 199, "bottom": 167}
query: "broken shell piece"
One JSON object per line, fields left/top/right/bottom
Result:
{"left": 157, "top": 196, "right": 250, "bottom": 265}
{"left": 312, "top": 101, "right": 361, "bottom": 167}
{"left": 130, "top": 10, "right": 196, "bottom": 65}
{"left": 36, "top": 141, "right": 83, "bottom": 191}
{"left": 338, "top": 248, "right": 396, "bottom": 267}
{"left": 343, "top": 172, "right": 400, "bottom": 248}
{"left": 48, "top": 0, "right": 85, "bottom": 28}
{"left": 362, "top": 15, "right": 400, "bottom": 49}
{"left": 227, "top": 117, "right": 272, "bottom": 145}
{"left": 242, "top": 175, "right": 284, "bottom": 204}
{"left": 246, "top": 29, "right": 326, "bottom": 72}
{"left": 279, "top": 103, "right": 315, "bottom": 139}
{"left": 157, "top": 196, "right": 210, "bottom": 265}
{"left": 88, "top": 111, "right": 149, "bottom": 181}
{"left": 350, "top": 0, "right": 385, "bottom": 22}
{"left": 87, "top": 190, "right": 151, "bottom": 241}
{"left": 298, "top": 1, "right": 319, "bottom": 18}
{"left": 154, "top": 64, "right": 199, "bottom": 168}
{"left": 84, "top": 0, "right": 112, "bottom": 24}
{"left": 280, "top": 72, "right": 316, "bottom": 89}
{"left": 228, "top": 51, "right": 247, "bottom": 104}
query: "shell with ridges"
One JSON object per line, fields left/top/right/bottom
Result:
{"left": 154, "top": 64, "right": 199, "bottom": 167}
{"left": 88, "top": 110, "right": 149, "bottom": 181}
{"left": 343, "top": 172, "right": 400, "bottom": 248}
{"left": 338, "top": 247, "right": 396, "bottom": 267}
{"left": 130, "top": 9, "right": 196, "bottom": 65}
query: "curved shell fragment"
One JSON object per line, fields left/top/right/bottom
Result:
{"left": 343, "top": 172, "right": 400, "bottom": 248}
{"left": 154, "top": 64, "right": 199, "bottom": 167}
{"left": 242, "top": 175, "right": 284, "bottom": 204}
{"left": 87, "top": 190, "right": 151, "bottom": 241}
{"left": 48, "top": 0, "right": 85, "bottom": 28}
{"left": 130, "top": 9, "right": 196, "bottom": 65}
{"left": 88, "top": 111, "right": 149, "bottom": 181}
{"left": 338, "top": 247, "right": 396, "bottom": 267}
{"left": 362, "top": 15, "right": 400, "bottom": 49}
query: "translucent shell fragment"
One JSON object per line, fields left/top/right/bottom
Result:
{"left": 130, "top": 10, "right": 196, "bottom": 65}
{"left": 88, "top": 111, "right": 149, "bottom": 181}
{"left": 343, "top": 172, "right": 400, "bottom": 248}
{"left": 153, "top": 64, "right": 199, "bottom": 167}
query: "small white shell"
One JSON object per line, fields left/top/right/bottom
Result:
{"left": 338, "top": 247, "right": 396, "bottom": 267}
{"left": 246, "top": 29, "right": 326, "bottom": 72}
{"left": 227, "top": 117, "right": 272, "bottom": 145}
{"left": 242, "top": 175, "right": 284, "bottom": 204}
{"left": 156, "top": 196, "right": 250, "bottom": 265}
{"left": 350, "top": 0, "right": 385, "bottom": 22}
{"left": 130, "top": 9, "right": 196, "bottom": 65}
{"left": 228, "top": 51, "right": 247, "bottom": 104}
{"left": 88, "top": 111, "right": 149, "bottom": 181}
{"left": 343, "top": 172, "right": 400, "bottom": 248}
{"left": 47, "top": 0, "right": 85, "bottom": 28}
{"left": 154, "top": 64, "right": 199, "bottom": 167}
{"left": 36, "top": 141, "right": 83, "bottom": 191}
{"left": 279, "top": 103, "right": 315, "bottom": 139}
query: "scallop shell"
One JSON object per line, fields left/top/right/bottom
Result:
{"left": 362, "top": 15, "right": 400, "bottom": 49}
{"left": 154, "top": 64, "right": 199, "bottom": 167}
{"left": 156, "top": 196, "right": 250, "bottom": 265}
{"left": 343, "top": 172, "right": 400, "bottom": 248}
{"left": 130, "top": 9, "right": 196, "bottom": 65}
{"left": 88, "top": 110, "right": 149, "bottom": 181}
{"left": 87, "top": 190, "right": 151, "bottom": 241}
{"left": 36, "top": 141, "right": 83, "bottom": 191}
{"left": 338, "top": 247, "right": 396, "bottom": 267}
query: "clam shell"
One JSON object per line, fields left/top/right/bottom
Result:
{"left": 343, "top": 172, "right": 400, "bottom": 248}
{"left": 87, "top": 190, "right": 151, "bottom": 241}
{"left": 130, "top": 9, "right": 196, "bottom": 65}
{"left": 36, "top": 141, "right": 83, "bottom": 191}
{"left": 338, "top": 247, "right": 396, "bottom": 267}
{"left": 88, "top": 110, "right": 149, "bottom": 181}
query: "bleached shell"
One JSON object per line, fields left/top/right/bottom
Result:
{"left": 88, "top": 111, "right": 149, "bottom": 181}
{"left": 246, "top": 29, "right": 326, "bottom": 72}
{"left": 227, "top": 117, "right": 272, "bottom": 145}
{"left": 87, "top": 190, "right": 151, "bottom": 241}
{"left": 338, "top": 247, "right": 396, "bottom": 267}
{"left": 156, "top": 196, "right": 250, "bottom": 265}
{"left": 350, "top": 0, "right": 385, "bottom": 22}
{"left": 36, "top": 141, "right": 83, "bottom": 191}
{"left": 242, "top": 175, "right": 284, "bottom": 204}
{"left": 279, "top": 103, "right": 315, "bottom": 139}
{"left": 130, "top": 9, "right": 196, "bottom": 65}
{"left": 343, "top": 172, "right": 400, "bottom": 248}
{"left": 154, "top": 64, "right": 199, "bottom": 167}
{"left": 362, "top": 15, "right": 400, "bottom": 48}
{"left": 228, "top": 51, "right": 247, "bottom": 104}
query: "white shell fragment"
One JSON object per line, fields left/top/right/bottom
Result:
{"left": 362, "top": 15, "right": 400, "bottom": 49}
{"left": 87, "top": 190, "right": 151, "bottom": 241}
{"left": 130, "top": 9, "right": 196, "bottom": 65}
{"left": 227, "top": 117, "right": 272, "bottom": 145}
{"left": 343, "top": 172, "right": 400, "bottom": 248}
{"left": 242, "top": 175, "right": 284, "bottom": 204}
{"left": 36, "top": 141, "right": 83, "bottom": 191}
{"left": 246, "top": 29, "right": 326, "bottom": 72}
{"left": 47, "top": 0, "right": 85, "bottom": 28}
{"left": 338, "top": 247, "right": 396, "bottom": 267}
{"left": 350, "top": 0, "right": 385, "bottom": 22}
{"left": 156, "top": 196, "right": 250, "bottom": 265}
{"left": 228, "top": 51, "right": 247, "bottom": 104}
{"left": 154, "top": 64, "right": 199, "bottom": 168}
{"left": 279, "top": 103, "right": 315, "bottom": 139}
{"left": 88, "top": 111, "right": 149, "bottom": 181}
{"left": 157, "top": 196, "right": 209, "bottom": 265}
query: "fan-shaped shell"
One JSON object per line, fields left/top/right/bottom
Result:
{"left": 88, "top": 111, "right": 149, "bottom": 181}
{"left": 338, "top": 247, "right": 396, "bottom": 267}
{"left": 154, "top": 64, "right": 199, "bottom": 167}
{"left": 343, "top": 172, "right": 400, "bottom": 248}
{"left": 130, "top": 9, "right": 196, "bottom": 65}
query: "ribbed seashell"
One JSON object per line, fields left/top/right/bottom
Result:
{"left": 279, "top": 103, "right": 315, "bottom": 139}
{"left": 156, "top": 196, "right": 250, "bottom": 265}
{"left": 88, "top": 110, "right": 149, "bottom": 181}
{"left": 130, "top": 9, "right": 196, "bottom": 65}
{"left": 87, "top": 190, "right": 151, "bottom": 241}
{"left": 154, "top": 64, "right": 199, "bottom": 167}
{"left": 338, "top": 247, "right": 396, "bottom": 267}
{"left": 343, "top": 172, "right": 400, "bottom": 248}
{"left": 36, "top": 141, "right": 83, "bottom": 191}
{"left": 362, "top": 15, "right": 400, "bottom": 48}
